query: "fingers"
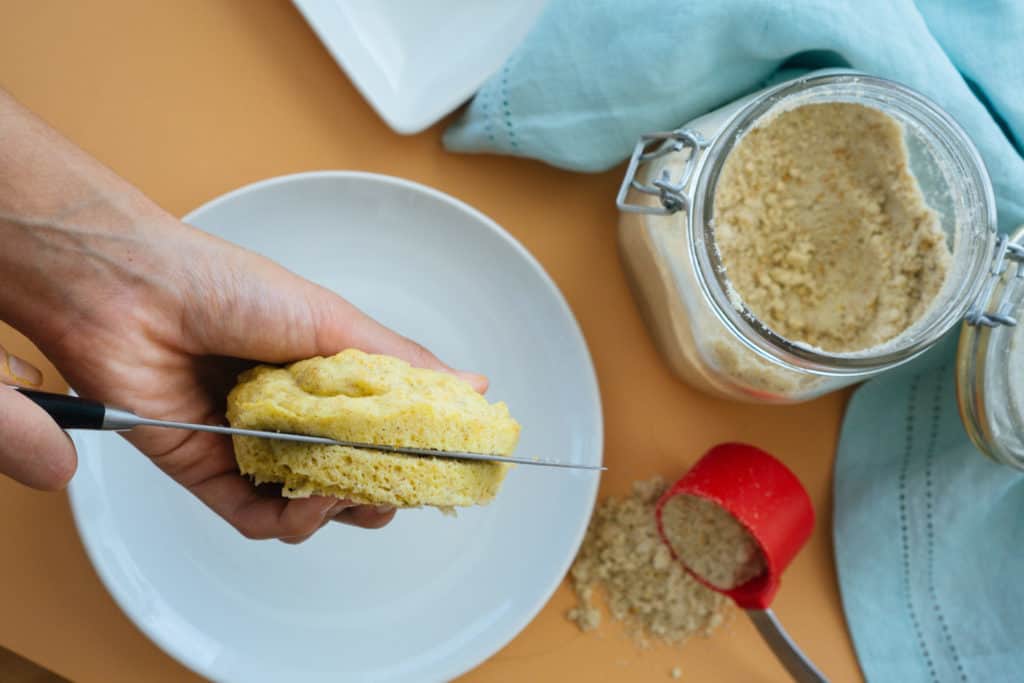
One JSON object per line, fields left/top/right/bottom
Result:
{"left": 191, "top": 468, "right": 398, "bottom": 540}
{"left": 279, "top": 498, "right": 354, "bottom": 544}
{"left": 281, "top": 503, "right": 398, "bottom": 543}
{"left": 147, "top": 430, "right": 399, "bottom": 542}
{"left": 0, "top": 385, "right": 77, "bottom": 490}
{"left": 311, "top": 289, "right": 489, "bottom": 393}
{"left": 452, "top": 370, "right": 489, "bottom": 395}
{"left": 183, "top": 246, "right": 490, "bottom": 392}
{"left": 331, "top": 505, "right": 397, "bottom": 530}
{"left": 282, "top": 505, "right": 397, "bottom": 540}
{"left": 240, "top": 492, "right": 397, "bottom": 543}
{"left": 0, "top": 345, "right": 76, "bottom": 490}
{"left": 184, "top": 251, "right": 489, "bottom": 392}
{"left": 190, "top": 471, "right": 338, "bottom": 540}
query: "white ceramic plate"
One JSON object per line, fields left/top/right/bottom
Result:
{"left": 67, "top": 172, "right": 602, "bottom": 683}
{"left": 292, "top": 0, "right": 548, "bottom": 134}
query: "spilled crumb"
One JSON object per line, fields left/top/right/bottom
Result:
{"left": 671, "top": 666, "right": 683, "bottom": 679}
{"left": 566, "top": 477, "right": 729, "bottom": 647}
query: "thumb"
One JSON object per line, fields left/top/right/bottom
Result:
{"left": 0, "top": 349, "right": 77, "bottom": 490}
{"left": 309, "top": 288, "right": 490, "bottom": 394}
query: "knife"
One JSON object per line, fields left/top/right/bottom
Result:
{"left": 12, "top": 388, "right": 605, "bottom": 471}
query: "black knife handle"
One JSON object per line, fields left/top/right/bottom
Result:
{"left": 12, "top": 388, "right": 106, "bottom": 429}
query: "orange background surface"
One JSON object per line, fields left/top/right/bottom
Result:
{"left": 0, "top": 2, "right": 863, "bottom": 681}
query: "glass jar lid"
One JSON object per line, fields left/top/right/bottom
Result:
{"left": 956, "top": 225, "right": 1024, "bottom": 468}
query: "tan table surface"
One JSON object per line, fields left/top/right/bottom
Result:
{"left": 0, "top": 2, "right": 863, "bottom": 681}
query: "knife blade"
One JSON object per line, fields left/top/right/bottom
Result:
{"left": 12, "top": 387, "right": 605, "bottom": 471}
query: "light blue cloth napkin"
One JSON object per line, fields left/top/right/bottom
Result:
{"left": 445, "top": 2, "right": 1024, "bottom": 681}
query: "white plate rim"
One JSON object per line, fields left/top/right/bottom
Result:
{"left": 67, "top": 170, "right": 603, "bottom": 682}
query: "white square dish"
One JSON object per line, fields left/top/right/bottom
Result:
{"left": 293, "top": 0, "right": 548, "bottom": 134}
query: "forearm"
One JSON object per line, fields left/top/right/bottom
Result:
{"left": 0, "top": 89, "right": 186, "bottom": 344}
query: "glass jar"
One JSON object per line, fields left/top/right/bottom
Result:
{"left": 617, "top": 69, "right": 998, "bottom": 403}
{"left": 957, "top": 226, "right": 1024, "bottom": 469}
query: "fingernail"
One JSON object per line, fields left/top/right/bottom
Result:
{"left": 328, "top": 499, "right": 355, "bottom": 516}
{"left": 454, "top": 370, "right": 488, "bottom": 391}
{"left": 374, "top": 505, "right": 395, "bottom": 514}
{"left": 5, "top": 353, "right": 42, "bottom": 387}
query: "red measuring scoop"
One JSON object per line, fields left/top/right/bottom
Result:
{"left": 655, "top": 443, "right": 827, "bottom": 683}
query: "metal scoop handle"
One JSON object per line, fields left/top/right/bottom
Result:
{"left": 747, "top": 609, "right": 828, "bottom": 683}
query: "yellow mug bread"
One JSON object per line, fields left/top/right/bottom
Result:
{"left": 226, "top": 349, "right": 520, "bottom": 510}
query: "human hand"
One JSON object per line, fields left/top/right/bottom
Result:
{"left": 5, "top": 210, "right": 487, "bottom": 541}
{"left": 0, "top": 89, "right": 486, "bottom": 542}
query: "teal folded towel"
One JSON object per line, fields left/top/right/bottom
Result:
{"left": 445, "top": 1, "right": 1024, "bottom": 680}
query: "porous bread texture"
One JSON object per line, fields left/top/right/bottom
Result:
{"left": 226, "top": 349, "right": 520, "bottom": 509}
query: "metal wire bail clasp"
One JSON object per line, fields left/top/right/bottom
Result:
{"left": 616, "top": 128, "right": 707, "bottom": 215}
{"left": 966, "top": 233, "right": 1024, "bottom": 327}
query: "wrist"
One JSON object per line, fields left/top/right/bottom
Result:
{"left": 0, "top": 190, "right": 177, "bottom": 339}
{"left": 0, "top": 90, "right": 183, "bottom": 345}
